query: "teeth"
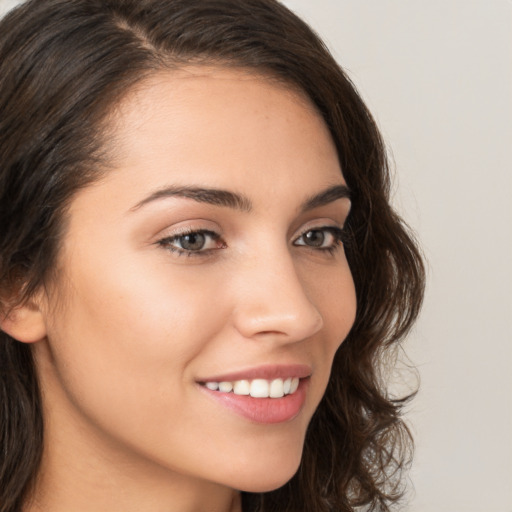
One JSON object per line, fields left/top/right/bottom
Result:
{"left": 218, "top": 381, "right": 233, "bottom": 393}
{"left": 250, "top": 379, "right": 269, "bottom": 398}
{"left": 233, "top": 380, "right": 250, "bottom": 395}
{"left": 269, "top": 378, "right": 284, "bottom": 398}
{"left": 203, "top": 377, "right": 301, "bottom": 398}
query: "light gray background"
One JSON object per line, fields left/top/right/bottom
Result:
{"left": 1, "top": 1, "right": 511, "bottom": 511}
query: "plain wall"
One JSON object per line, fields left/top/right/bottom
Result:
{"left": 1, "top": 0, "right": 511, "bottom": 510}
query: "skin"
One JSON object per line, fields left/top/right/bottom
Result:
{"left": 14, "top": 67, "right": 357, "bottom": 512}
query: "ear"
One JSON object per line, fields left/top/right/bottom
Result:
{"left": 0, "top": 296, "right": 47, "bottom": 343}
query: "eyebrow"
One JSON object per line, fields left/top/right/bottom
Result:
{"left": 130, "top": 185, "right": 252, "bottom": 212}
{"left": 300, "top": 184, "right": 351, "bottom": 211}
{"left": 130, "top": 183, "right": 350, "bottom": 213}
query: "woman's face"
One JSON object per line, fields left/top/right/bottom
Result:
{"left": 34, "top": 68, "right": 356, "bottom": 498}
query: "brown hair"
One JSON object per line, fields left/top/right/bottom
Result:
{"left": 0, "top": 1, "right": 425, "bottom": 511}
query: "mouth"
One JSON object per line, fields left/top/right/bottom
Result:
{"left": 197, "top": 365, "right": 311, "bottom": 424}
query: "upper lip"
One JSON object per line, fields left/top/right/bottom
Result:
{"left": 197, "top": 364, "right": 312, "bottom": 383}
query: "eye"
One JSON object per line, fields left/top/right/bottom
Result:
{"left": 158, "top": 229, "right": 224, "bottom": 256}
{"left": 294, "top": 226, "right": 345, "bottom": 252}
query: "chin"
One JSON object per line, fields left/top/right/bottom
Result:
{"left": 229, "top": 451, "right": 302, "bottom": 494}
{"left": 239, "top": 474, "right": 297, "bottom": 494}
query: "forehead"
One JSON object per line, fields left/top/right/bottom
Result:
{"left": 107, "top": 66, "right": 341, "bottom": 184}
{"left": 76, "top": 66, "right": 345, "bottom": 220}
{"left": 115, "top": 65, "right": 320, "bottom": 129}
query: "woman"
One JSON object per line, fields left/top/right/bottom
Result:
{"left": 0, "top": 1, "right": 425, "bottom": 511}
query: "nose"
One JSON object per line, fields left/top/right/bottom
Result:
{"left": 230, "top": 249, "right": 324, "bottom": 344}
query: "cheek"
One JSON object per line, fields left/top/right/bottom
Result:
{"left": 296, "top": 259, "right": 356, "bottom": 404}
{"left": 326, "top": 275, "right": 357, "bottom": 353}
{"left": 44, "top": 251, "right": 229, "bottom": 421}
{"left": 64, "top": 250, "right": 226, "bottom": 352}
{"left": 304, "top": 260, "right": 356, "bottom": 348}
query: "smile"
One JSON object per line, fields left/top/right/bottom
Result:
{"left": 202, "top": 377, "right": 301, "bottom": 398}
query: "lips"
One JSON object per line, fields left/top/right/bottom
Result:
{"left": 197, "top": 364, "right": 311, "bottom": 423}
{"left": 197, "top": 363, "right": 311, "bottom": 383}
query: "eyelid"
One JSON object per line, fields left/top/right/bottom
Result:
{"left": 293, "top": 221, "right": 345, "bottom": 240}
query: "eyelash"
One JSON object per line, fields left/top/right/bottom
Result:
{"left": 157, "top": 226, "right": 346, "bottom": 258}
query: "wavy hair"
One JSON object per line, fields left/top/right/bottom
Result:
{"left": 0, "top": 1, "right": 425, "bottom": 511}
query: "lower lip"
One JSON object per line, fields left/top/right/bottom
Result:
{"left": 199, "top": 378, "right": 309, "bottom": 424}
